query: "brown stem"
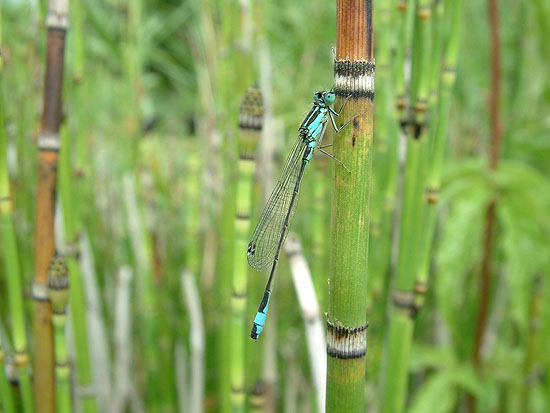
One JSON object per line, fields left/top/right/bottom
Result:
{"left": 33, "top": 24, "right": 67, "bottom": 413}
{"left": 474, "top": 201, "right": 496, "bottom": 366}
{"left": 469, "top": 1, "right": 501, "bottom": 411}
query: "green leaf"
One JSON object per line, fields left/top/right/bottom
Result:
{"left": 435, "top": 197, "right": 486, "bottom": 337}
{"left": 409, "top": 371, "right": 456, "bottom": 413}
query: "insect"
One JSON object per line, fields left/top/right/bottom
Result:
{"left": 247, "top": 90, "right": 356, "bottom": 339}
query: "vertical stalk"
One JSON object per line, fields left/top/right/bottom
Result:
{"left": 230, "top": 86, "right": 262, "bottom": 412}
{"left": 469, "top": 2, "right": 501, "bottom": 411}
{"left": 57, "top": 4, "right": 97, "bottom": 408}
{"left": 0, "top": 3, "right": 34, "bottom": 411}
{"left": 474, "top": 0, "right": 501, "bottom": 373}
{"left": 369, "top": 0, "right": 399, "bottom": 307}
{"left": 58, "top": 0, "right": 97, "bottom": 406}
{"left": 33, "top": 1, "right": 69, "bottom": 411}
{"left": 393, "top": 0, "right": 415, "bottom": 122}
{"left": 58, "top": 127, "right": 98, "bottom": 412}
{"left": 413, "top": 0, "right": 463, "bottom": 313}
{"left": 381, "top": 1, "right": 431, "bottom": 412}
{"left": 326, "top": 1, "right": 374, "bottom": 411}
{"left": 48, "top": 257, "right": 71, "bottom": 413}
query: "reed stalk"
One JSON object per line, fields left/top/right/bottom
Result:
{"left": 366, "top": 1, "right": 401, "bottom": 383}
{"left": 33, "top": 1, "right": 69, "bottom": 411}
{"left": 414, "top": 0, "right": 462, "bottom": 313}
{"left": 58, "top": 127, "right": 98, "bottom": 412}
{"left": 326, "top": 2, "right": 374, "bottom": 411}
{"left": 381, "top": 1, "right": 432, "bottom": 411}
{"left": 48, "top": 256, "right": 71, "bottom": 413}
{"left": 230, "top": 86, "right": 261, "bottom": 412}
{"left": 0, "top": 5, "right": 33, "bottom": 411}
{"left": 393, "top": 0, "right": 415, "bottom": 121}
{"left": 469, "top": 1, "right": 502, "bottom": 411}
{"left": 369, "top": 0, "right": 399, "bottom": 306}
{"left": 58, "top": 6, "right": 99, "bottom": 404}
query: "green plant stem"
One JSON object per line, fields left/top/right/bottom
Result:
{"left": 381, "top": 1, "right": 432, "bottom": 412}
{"left": 231, "top": 87, "right": 261, "bottom": 413}
{"left": 326, "top": 2, "right": 374, "bottom": 412}
{"left": 393, "top": 0, "right": 416, "bottom": 120}
{"left": 56, "top": 7, "right": 97, "bottom": 409}
{"left": 414, "top": 0, "right": 462, "bottom": 313}
{"left": 58, "top": 126, "right": 98, "bottom": 413}
{"left": 230, "top": 154, "right": 254, "bottom": 412}
{"left": 0, "top": 6, "right": 33, "bottom": 411}
{"left": 369, "top": 0, "right": 399, "bottom": 310}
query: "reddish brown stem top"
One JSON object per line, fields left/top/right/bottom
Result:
{"left": 336, "top": 0, "right": 374, "bottom": 62}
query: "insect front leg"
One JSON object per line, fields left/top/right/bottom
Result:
{"left": 328, "top": 94, "right": 352, "bottom": 117}
{"left": 329, "top": 110, "right": 359, "bottom": 134}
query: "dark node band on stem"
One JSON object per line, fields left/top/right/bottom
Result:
{"left": 239, "top": 114, "right": 263, "bottom": 130}
{"left": 239, "top": 151, "right": 255, "bottom": 161}
{"left": 231, "top": 386, "right": 245, "bottom": 394}
{"left": 391, "top": 289, "right": 414, "bottom": 310}
{"left": 235, "top": 212, "right": 250, "bottom": 221}
{"left": 414, "top": 281, "right": 428, "bottom": 296}
{"left": 425, "top": 187, "right": 440, "bottom": 203}
{"left": 326, "top": 319, "right": 368, "bottom": 359}
{"left": 334, "top": 61, "right": 375, "bottom": 100}
{"left": 14, "top": 351, "right": 30, "bottom": 367}
{"left": 232, "top": 290, "right": 246, "bottom": 299}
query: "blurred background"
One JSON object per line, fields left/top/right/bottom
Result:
{"left": 0, "top": 0, "right": 549, "bottom": 412}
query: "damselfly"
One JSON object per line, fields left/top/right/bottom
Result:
{"left": 247, "top": 90, "right": 356, "bottom": 340}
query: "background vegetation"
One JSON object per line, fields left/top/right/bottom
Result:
{"left": 0, "top": 0, "right": 548, "bottom": 412}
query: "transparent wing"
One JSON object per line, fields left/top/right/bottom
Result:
{"left": 247, "top": 136, "right": 307, "bottom": 271}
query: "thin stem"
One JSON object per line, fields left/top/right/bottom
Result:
{"left": 381, "top": 1, "right": 432, "bottom": 411}
{"left": 33, "top": 1, "right": 69, "bottom": 411}
{"left": 0, "top": 2, "right": 34, "bottom": 410}
{"left": 470, "top": 1, "right": 501, "bottom": 411}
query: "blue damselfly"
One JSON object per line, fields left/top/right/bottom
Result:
{"left": 247, "top": 90, "right": 356, "bottom": 339}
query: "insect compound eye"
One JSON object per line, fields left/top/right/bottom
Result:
{"left": 324, "top": 92, "right": 335, "bottom": 104}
